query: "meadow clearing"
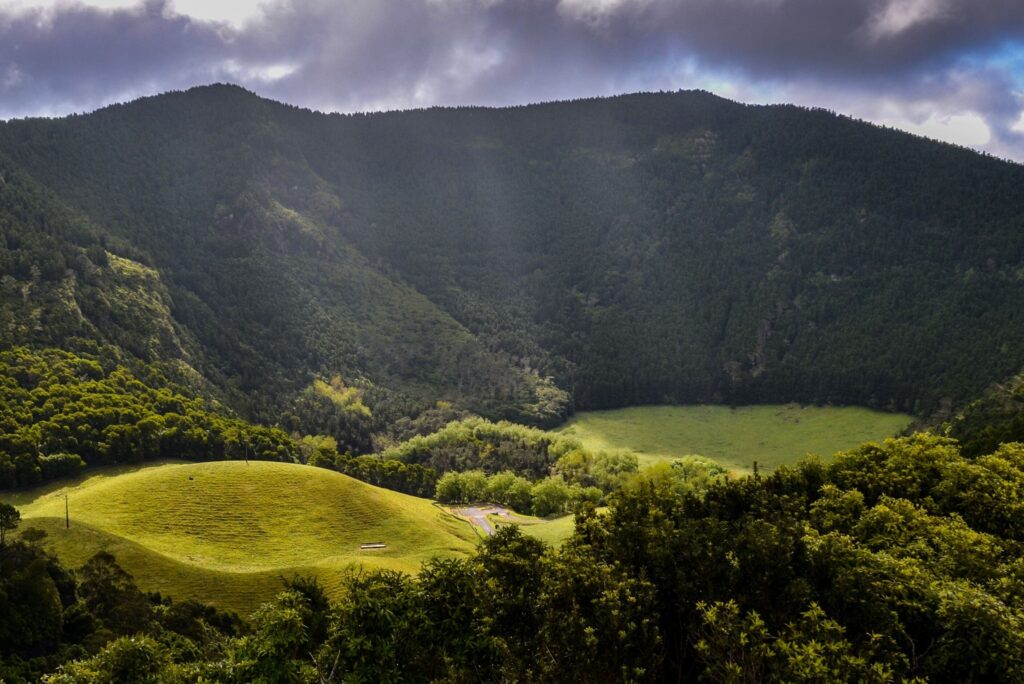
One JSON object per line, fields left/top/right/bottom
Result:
{"left": 553, "top": 404, "right": 914, "bottom": 473}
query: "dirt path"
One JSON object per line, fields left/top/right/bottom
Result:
{"left": 456, "top": 505, "right": 512, "bottom": 536}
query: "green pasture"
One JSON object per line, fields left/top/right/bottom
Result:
{"left": 492, "top": 512, "right": 577, "bottom": 547}
{"left": 6, "top": 461, "right": 477, "bottom": 614}
{"left": 553, "top": 404, "right": 913, "bottom": 473}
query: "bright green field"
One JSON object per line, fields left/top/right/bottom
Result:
{"left": 554, "top": 404, "right": 914, "bottom": 473}
{"left": 491, "top": 513, "right": 577, "bottom": 547}
{"left": 4, "top": 461, "right": 477, "bottom": 614}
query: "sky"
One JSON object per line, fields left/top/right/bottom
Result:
{"left": 1, "top": 0, "right": 1023, "bottom": 161}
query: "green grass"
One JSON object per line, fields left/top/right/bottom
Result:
{"left": 5, "top": 461, "right": 477, "bottom": 614}
{"left": 553, "top": 404, "right": 914, "bottom": 473}
{"left": 491, "top": 512, "right": 577, "bottom": 547}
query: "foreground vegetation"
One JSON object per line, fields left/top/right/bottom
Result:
{"left": 3, "top": 431, "right": 1023, "bottom": 682}
{"left": 555, "top": 404, "right": 914, "bottom": 471}
{"left": 6, "top": 461, "right": 477, "bottom": 613}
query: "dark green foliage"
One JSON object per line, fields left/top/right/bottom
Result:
{"left": 228, "top": 589, "right": 315, "bottom": 683}
{"left": 944, "top": 371, "right": 1024, "bottom": 457}
{"left": 432, "top": 469, "right": 601, "bottom": 516}
{"left": 695, "top": 600, "right": 903, "bottom": 683}
{"left": 528, "top": 475, "right": 576, "bottom": 516}
{"left": 0, "top": 88, "right": 565, "bottom": 428}
{"left": 44, "top": 635, "right": 172, "bottom": 684}
{"left": 335, "top": 455, "right": 439, "bottom": 498}
{"left": 0, "top": 555, "right": 63, "bottom": 655}
{"left": 321, "top": 570, "right": 441, "bottom": 681}
{"left": 0, "top": 501, "right": 19, "bottom": 546}
{"left": 38, "top": 454, "right": 86, "bottom": 481}
{"left": 308, "top": 446, "right": 439, "bottom": 498}
{"left": 434, "top": 469, "right": 487, "bottom": 504}
{"left": 77, "top": 552, "right": 155, "bottom": 637}
{"left": 158, "top": 599, "right": 243, "bottom": 645}
{"left": 585, "top": 433, "right": 1024, "bottom": 681}
{"left": 379, "top": 401, "right": 475, "bottom": 447}
{"left": 3, "top": 85, "right": 1024, "bottom": 681}
{"left": 0, "top": 531, "right": 240, "bottom": 683}
{"left": 2, "top": 85, "right": 1024, "bottom": 426}
{"left": 828, "top": 436, "right": 1024, "bottom": 541}
{"left": 404, "top": 419, "right": 712, "bottom": 514}
{"left": 484, "top": 470, "right": 536, "bottom": 511}
{"left": 284, "top": 377, "right": 375, "bottom": 455}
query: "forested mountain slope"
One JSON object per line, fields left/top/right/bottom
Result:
{"left": 2, "top": 84, "right": 1023, "bottom": 425}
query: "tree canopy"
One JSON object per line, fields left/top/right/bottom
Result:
{"left": 2, "top": 86, "right": 1024, "bottom": 426}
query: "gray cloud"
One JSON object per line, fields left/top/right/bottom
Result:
{"left": 0, "top": 1, "right": 229, "bottom": 115}
{"left": 242, "top": 0, "right": 1024, "bottom": 105}
{"left": 566, "top": 0, "right": 1024, "bottom": 79}
{"left": 0, "top": 0, "right": 1022, "bottom": 158}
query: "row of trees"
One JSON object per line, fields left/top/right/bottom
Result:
{"left": 434, "top": 470, "right": 603, "bottom": 517}
{"left": 297, "top": 435, "right": 439, "bottom": 498}
{"left": 433, "top": 454, "right": 730, "bottom": 517}
{"left": 380, "top": 417, "right": 662, "bottom": 512}
{"left": 383, "top": 417, "right": 579, "bottom": 478}
{"left": 383, "top": 416, "right": 641, "bottom": 486}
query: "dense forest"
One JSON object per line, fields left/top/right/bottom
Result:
{"left": 4, "top": 432, "right": 1024, "bottom": 682}
{"left": 1, "top": 85, "right": 1023, "bottom": 430}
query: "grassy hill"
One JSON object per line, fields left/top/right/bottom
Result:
{"left": 7, "top": 461, "right": 477, "bottom": 613}
{"left": 553, "top": 404, "right": 914, "bottom": 472}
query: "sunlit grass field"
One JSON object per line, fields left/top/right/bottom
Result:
{"left": 491, "top": 512, "right": 577, "bottom": 547}
{"left": 553, "top": 404, "right": 914, "bottom": 473}
{"left": 6, "top": 461, "right": 478, "bottom": 614}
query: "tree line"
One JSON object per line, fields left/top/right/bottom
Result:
{"left": 0, "top": 347, "right": 295, "bottom": 490}
{"left": 0, "top": 348, "right": 623, "bottom": 503}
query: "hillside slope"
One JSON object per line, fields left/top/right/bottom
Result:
{"left": 10, "top": 461, "right": 478, "bottom": 612}
{"left": 1, "top": 85, "right": 1023, "bottom": 423}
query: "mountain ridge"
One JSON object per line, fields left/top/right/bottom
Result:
{"left": 2, "top": 83, "right": 1023, "bottom": 430}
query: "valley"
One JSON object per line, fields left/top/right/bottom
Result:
{"left": 3, "top": 402, "right": 908, "bottom": 613}
{"left": 554, "top": 404, "right": 914, "bottom": 472}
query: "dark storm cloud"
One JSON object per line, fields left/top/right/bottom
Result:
{"left": 577, "top": 0, "right": 1024, "bottom": 78}
{"left": 0, "top": 0, "right": 1023, "bottom": 156}
{"left": 0, "top": 1, "right": 231, "bottom": 115}
{"left": 239, "top": 0, "right": 1024, "bottom": 106}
